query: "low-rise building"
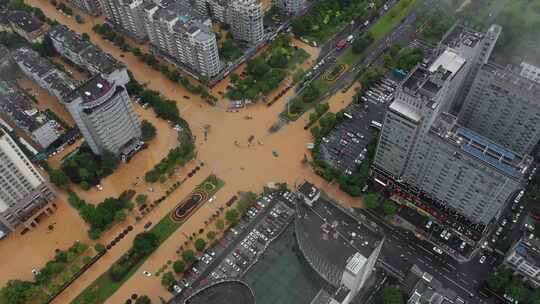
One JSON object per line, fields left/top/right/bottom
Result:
{"left": 0, "top": 80, "right": 62, "bottom": 148}
{"left": 49, "top": 25, "right": 124, "bottom": 76}
{"left": 11, "top": 47, "right": 76, "bottom": 101}
{"left": 5, "top": 10, "right": 49, "bottom": 43}
{"left": 519, "top": 62, "right": 540, "bottom": 84}
{"left": 404, "top": 265, "right": 465, "bottom": 303}
{"left": 505, "top": 237, "right": 540, "bottom": 288}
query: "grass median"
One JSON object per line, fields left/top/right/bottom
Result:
{"left": 71, "top": 175, "right": 224, "bottom": 304}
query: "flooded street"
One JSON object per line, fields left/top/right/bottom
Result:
{"left": 5, "top": 1, "right": 366, "bottom": 302}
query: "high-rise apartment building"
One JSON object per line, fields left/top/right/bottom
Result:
{"left": 98, "top": 0, "right": 147, "bottom": 41}
{"left": 459, "top": 63, "right": 540, "bottom": 155}
{"left": 373, "top": 46, "right": 532, "bottom": 225}
{"left": 228, "top": 0, "right": 264, "bottom": 45}
{"left": 273, "top": 0, "right": 305, "bottom": 15}
{"left": 437, "top": 24, "right": 501, "bottom": 113}
{"left": 70, "top": 0, "right": 102, "bottom": 15}
{"left": 63, "top": 72, "right": 142, "bottom": 156}
{"left": 0, "top": 128, "right": 56, "bottom": 236}
{"left": 143, "top": 1, "right": 221, "bottom": 77}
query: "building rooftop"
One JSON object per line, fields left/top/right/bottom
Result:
{"left": 483, "top": 63, "right": 540, "bottom": 100}
{"left": 512, "top": 238, "right": 540, "bottom": 268}
{"left": 7, "top": 10, "right": 44, "bottom": 33}
{"left": 65, "top": 75, "right": 113, "bottom": 104}
{"left": 405, "top": 265, "right": 463, "bottom": 304}
{"left": 298, "top": 181, "right": 320, "bottom": 201}
{"left": 0, "top": 80, "right": 40, "bottom": 132}
{"left": 182, "top": 280, "right": 255, "bottom": 304}
{"left": 430, "top": 113, "right": 532, "bottom": 179}
{"left": 295, "top": 194, "right": 383, "bottom": 285}
{"left": 50, "top": 25, "right": 122, "bottom": 74}
{"left": 440, "top": 23, "right": 484, "bottom": 51}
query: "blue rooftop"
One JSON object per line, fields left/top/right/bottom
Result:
{"left": 179, "top": 15, "right": 190, "bottom": 23}
{"left": 461, "top": 144, "right": 521, "bottom": 178}
{"left": 456, "top": 127, "right": 516, "bottom": 161}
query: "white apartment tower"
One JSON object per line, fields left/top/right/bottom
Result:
{"left": 228, "top": 0, "right": 264, "bottom": 45}
{"left": 98, "top": 0, "right": 147, "bottom": 41}
{"left": 0, "top": 129, "right": 55, "bottom": 236}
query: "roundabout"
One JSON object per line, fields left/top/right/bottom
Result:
{"left": 170, "top": 189, "right": 209, "bottom": 222}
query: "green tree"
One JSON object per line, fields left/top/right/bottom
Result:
{"left": 80, "top": 181, "right": 91, "bottom": 191}
{"left": 135, "top": 295, "right": 152, "bottom": 304}
{"left": 182, "top": 250, "right": 196, "bottom": 264}
{"left": 216, "top": 219, "right": 225, "bottom": 230}
{"left": 173, "top": 260, "right": 185, "bottom": 274}
{"left": 225, "top": 209, "right": 239, "bottom": 223}
{"left": 382, "top": 287, "right": 404, "bottom": 304}
{"left": 302, "top": 84, "right": 321, "bottom": 103}
{"left": 135, "top": 194, "right": 148, "bottom": 206}
{"left": 194, "top": 238, "right": 206, "bottom": 252}
{"left": 161, "top": 272, "right": 175, "bottom": 288}
{"left": 487, "top": 268, "right": 512, "bottom": 292}
{"left": 383, "top": 200, "right": 398, "bottom": 216}
{"left": 141, "top": 120, "right": 157, "bottom": 142}
{"left": 82, "top": 33, "right": 90, "bottom": 41}
{"left": 505, "top": 277, "right": 525, "bottom": 301}
{"left": 94, "top": 243, "right": 106, "bottom": 253}
{"left": 49, "top": 168, "right": 69, "bottom": 189}
{"left": 206, "top": 231, "right": 216, "bottom": 240}
{"left": 352, "top": 33, "right": 373, "bottom": 54}
{"left": 364, "top": 193, "right": 380, "bottom": 209}
{"left": 132, "top": 232, "right": 159, "bottom": 256}
{"left": 114, "top": 210, "right": 126, "bottom": 222}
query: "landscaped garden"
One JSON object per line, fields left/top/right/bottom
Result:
{"left": 225, "top": 34, "right": 308, "bottom": 102}
{"left": 71, "top": 175, "right": 224, "bottom": 304}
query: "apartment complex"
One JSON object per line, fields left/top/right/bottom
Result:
{"left": 459, "top": 63, "right": 540, "bottom": 155}
{"left": 49, "top": 25, "right": 123, "bottom": 76}
{"left": 63, "top": 72, "right": 141, "bottom": 156}
{"left": 273, "top": 0, "right": 305, "bottom": 15}
{"left": 228, "top": 0, "right": 264, "bottom": 45}
{"left": 374, "top": 42, "right": 532, "bottom": 225}
{"left": 11, "top": 47, "right": 77, "bottom": 101}
{"left": 97, "top": 0, "right": 147, "bottom": 40}
{"left": 70, "top": 0, "right": 102, "bottom": 15}
{"left": 0, "top": 10, "right": 49, "bottom": 43}
{"left": 0, "top": 128, "right": 56, "bottom": 237}
{"left": 505, "top": 237, "right": 540, "bottom": 288}
{"left": 143, "top": 0, "right": 221, "bottom": 78}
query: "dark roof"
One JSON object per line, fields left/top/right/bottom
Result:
{"left": 8, "top": 10, "right": 43, "bottom": 33}
{"left": 298, "top": 181, "right": 319, "bottom": 200}
{"left": 65, "top": 75, "right": 113, "bottom": 103}
{"left": 184, "top": 280, "right": 255, "bottom": 304}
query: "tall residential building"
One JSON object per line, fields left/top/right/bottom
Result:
{"left": 505, "top": 237, "right": 540, "bottom": 288}
{"left": 228, "top": 0, "right": 264, "bottom": 45}
{"left": 196, "top": 0, "right": 264, "bottom": 45}
{"left": 49, "top": 25, "right": 124, "bottom": 76}
{"left": 0, "top": 128, "right": 56, "bottom": 236}
{"left": 70, "top": 0, "right": 102, "bottom": 15}
{"left": 437, "top": 24, "right": 501, "bottom": 113}
{"left": 273, "top": 0, "right": 305, "bottom": 15}
{"left": 459, "top": 63, "right": 540, "bottom": 156}
{"left": 373, "top": 48, "right": 531, "bottom": 225}
{"left": 143, "top": 1, "right": 221, "bottom": 78}
{"left": 98, "top": 0, "right": 147, "bottom": 41}
{"left": 63, "top": 72, "right": 142, "bottom": 156}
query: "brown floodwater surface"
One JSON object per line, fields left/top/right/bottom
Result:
{"left": 4, "top": 1, "right": 366, "bottom": 303}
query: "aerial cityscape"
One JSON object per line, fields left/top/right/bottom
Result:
{"left": 0, "top": 0, "right": 538, "bottom": 303}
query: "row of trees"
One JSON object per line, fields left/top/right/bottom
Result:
{"left": 0, "top": 242, "right": 90, "bottom": 304}
{"left": 68, "top": 191, "right": 134, "bottom": 239}
{"left": 145, "top": 139, "right": 195, "bottom": 183}
{"left": 383, "top": 45, "right": 424, "bottom": 71}
{"left": 110, "top": 232, "right": 160, "bottom": 281}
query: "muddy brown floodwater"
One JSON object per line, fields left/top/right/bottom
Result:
{"left": 4, "top": 1, "right": 366, "bottom": 303}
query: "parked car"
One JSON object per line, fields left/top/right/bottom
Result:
{"left": 433, "top": 247, "right": 443, "bottom": 254}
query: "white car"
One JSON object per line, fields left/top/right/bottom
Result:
{"left": 173, "top": 285, "right": 182, "bottom": 293}
{"left": 425, "top": 220, "right": 433, "bottom": 229}
{"left": 142, "top": 271, "right": 152, "bottom": 277}
{"left": 479, "top": 255, "right": 486, "bottom": 264}
{"left": 433, "top": 247, "right": 443, "bottom": 254}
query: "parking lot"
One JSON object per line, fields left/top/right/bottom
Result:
{"left": 318, "top": 77, "right": 394, "bottom": 173}
{"left": 174, "top": 190, "right": 297, "bottom": 299}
